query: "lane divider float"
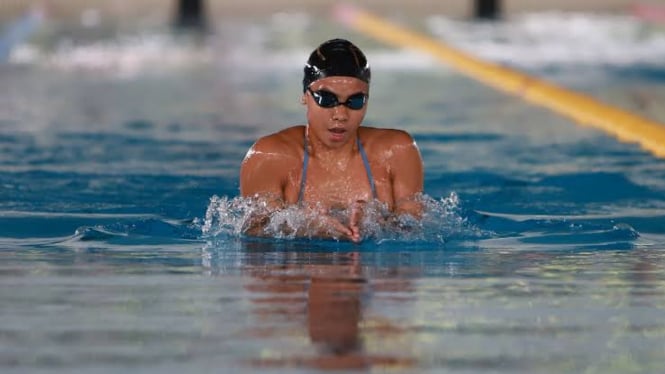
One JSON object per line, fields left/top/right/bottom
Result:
{"left": 334, "top": 4, "right": 665, "bottom": 158}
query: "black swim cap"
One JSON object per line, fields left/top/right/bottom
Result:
{"left": 303, "top": 38, "right": 371, "bottom": 92}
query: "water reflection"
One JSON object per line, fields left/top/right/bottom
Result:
{"left": 200, "top": 240, "right": 665, "bottom": 372}
{"left": 215, "top": 241, "right": 416, "bottom": 371}
{"left": 306, "top": 255, "right": 364, "bottom": 357}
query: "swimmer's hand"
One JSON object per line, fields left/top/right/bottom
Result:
{"left": 348, "top": 200, "right": 365, "bottom": 243}
{"left": 300, "top": 200, "right": 366, "bottom": 243}
{"left": 241, "top": 196, "right": 364, "bottom": 242}
{"left": 309, "top": 214, "right": 360, "bottom": 243}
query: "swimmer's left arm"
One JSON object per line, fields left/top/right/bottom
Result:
{"left": 387, "top": 130, "right": 424, "bottom": 218}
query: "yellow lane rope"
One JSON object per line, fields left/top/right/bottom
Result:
{"left": 334, "top": 5, "right": 665, "bottom": 158}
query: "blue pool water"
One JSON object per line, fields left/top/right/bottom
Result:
{"left": 2, "top": 9, "right": 665, "bottom": 373}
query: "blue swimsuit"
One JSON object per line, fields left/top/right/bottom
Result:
{"left": 298, "top": 137, "right": 377, "bottom": 204}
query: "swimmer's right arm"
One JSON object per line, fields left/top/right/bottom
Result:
{"left": 239, "top": 139, "right": 289, "bottom": 236}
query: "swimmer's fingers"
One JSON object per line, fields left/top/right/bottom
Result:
{"left": 317, "top": 215, "right": 358, "bottom": 243}
{"left": 348, "top": 200, "right": 366, "bottom": 243}
{"left": 349, "top": 200, "right": 366, "bottom": 228}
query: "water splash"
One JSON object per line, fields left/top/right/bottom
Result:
{"left": 201, "top": 192, "right": 489, "bottom": 244}
{"left": 201, "top": 195, "right": 255, "bottom": 238}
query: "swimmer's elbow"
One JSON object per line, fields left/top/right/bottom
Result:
{"left": 393, "top": 194, "right": 425, "bottom": 219}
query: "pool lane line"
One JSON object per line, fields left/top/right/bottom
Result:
{"left": 333, "top": 5, "right": 665, "bottom": 159}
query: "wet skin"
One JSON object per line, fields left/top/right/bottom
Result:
{"left": 240, "top": 76, "right": 424, "bottom": 242}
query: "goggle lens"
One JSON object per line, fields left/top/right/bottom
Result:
{"left": 308, "top": 88, "right": 367, "bottom": 110}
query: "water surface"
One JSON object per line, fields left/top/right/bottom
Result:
{"left": 2, "top": 10, "right": 665, "bottom": 373}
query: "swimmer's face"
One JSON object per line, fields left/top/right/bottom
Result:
{"left": 304, "top": 76, "right": 369, "bottom": 148}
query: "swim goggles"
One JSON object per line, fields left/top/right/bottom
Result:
{"left": 307, "top": 88, "right": 367, "bottom": 110}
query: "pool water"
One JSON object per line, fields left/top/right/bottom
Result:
{"left": 2, "top": 9, "right": 665, "bottom": 373}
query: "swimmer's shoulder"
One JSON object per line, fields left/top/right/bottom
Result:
{"left": 247, "top": 125, "right": 305, "bottom": 160}
{"left": 359, "top": 126, "right": 416, "bottom": 149}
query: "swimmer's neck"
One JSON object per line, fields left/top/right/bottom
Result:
{"left": 306, "top": 130, "right": 359, "bottom": 160}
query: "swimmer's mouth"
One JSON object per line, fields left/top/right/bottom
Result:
{"left": 329, "top": 128, "right": 346, "bottom": 134}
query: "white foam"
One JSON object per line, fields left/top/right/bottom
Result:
{"left": 10, "top": 33, "right": 214, "bottom": 79}
{"left": 426, "top": 11, "right": 665, "bottom": 68}
{"left": 8, "top": 11, "right": 664, "bottom": 77}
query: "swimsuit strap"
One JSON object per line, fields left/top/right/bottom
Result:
{"left": 298, "top": 135, "right": 377, "bottom": 204}
{"left": 357, "top": 137, "right": 377, "bottom": 199}
{"left": 298, "top": 135, "right": 310, "bottom": 204}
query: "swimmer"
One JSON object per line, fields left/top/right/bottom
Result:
{"left": 240, "top": 38, "right": 424, "bottom": 242}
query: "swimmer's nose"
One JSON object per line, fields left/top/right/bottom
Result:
{"left": 331, "top": 104, "right": 349, "bottom": 121}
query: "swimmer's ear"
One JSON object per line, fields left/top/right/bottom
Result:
{"left": 300, "top": 94, "right": 306, "bottom": 105}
